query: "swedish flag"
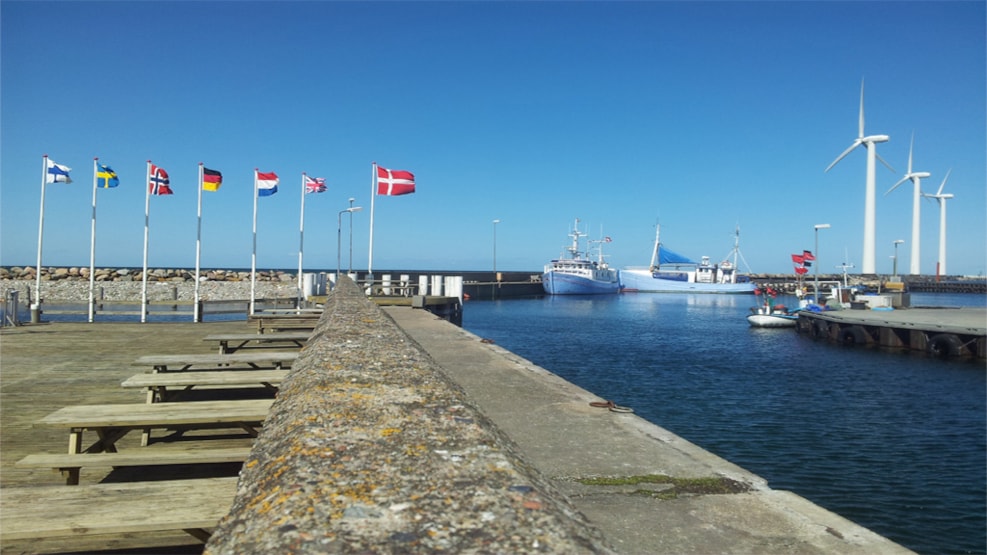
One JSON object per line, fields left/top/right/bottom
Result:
{"left": 97, "top": 164, "right": 119, "bottom": 188}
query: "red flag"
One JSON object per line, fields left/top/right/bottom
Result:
{"left": 794, "top": 266, "right": 808, "bottom": 275}
{"left": 149, "top": 164, "right": 173, "bottom": 195}
{"left": 791, "top": 254, "right": 805, "bottom": 264}
{"left": 376, "top": 165, "right": 415, "bottom": 196}
{"left": 802, "top": 250, "right": 815, "bottom": 261}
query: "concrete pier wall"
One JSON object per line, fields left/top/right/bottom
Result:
{"left": 204, "top": 276, "right": 613, "bottom": 554}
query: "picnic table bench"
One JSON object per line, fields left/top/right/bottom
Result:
{"left": 37, "top": 398, "right": 274, "bottom": 454}
{"left": 122, "top": 369, "right": 287, "bottom": 403}
{"left": 16, "top": 446, "right": 252, "bottom": 485}
{"left": 0, "top": 476, "right": 237, "bottom": 543}
{"left": 134, "top": 352, "right": 298, "bottom": 372}
{"left": 247, "top": 313, "right": 320, "bottom": 333}
{"left": 203, "top": 332, "right": 309, "bottom": 353}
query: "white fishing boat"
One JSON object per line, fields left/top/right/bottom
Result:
{"left": 542, "top": 218, "right": 619, "bottom": 295}
{"left": 619, "top": 225, "right": 756, "bottom": 294}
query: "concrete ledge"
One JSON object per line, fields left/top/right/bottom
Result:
{"left": 205, "top": 276, "right": 613, "bottom": 554}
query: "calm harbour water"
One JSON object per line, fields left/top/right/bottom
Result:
{"left": 462, "top": 292, "right": 986, "bottom": 555}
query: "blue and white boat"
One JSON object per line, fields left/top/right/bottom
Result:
{"left": 619, "top": 225, "right": 757, "bottom": 294}
{"left": 542, "top": 219, "right": 620, "bottom": 295}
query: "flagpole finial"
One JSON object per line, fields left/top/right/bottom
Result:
{"left": 94, "top": 157, "right": 99, "bottom": 161}
{"left": 199, "top": 162, "right": 203, "bottom": 167}
{"left": 147, "top": 159, "right": 151, "bottom": 163}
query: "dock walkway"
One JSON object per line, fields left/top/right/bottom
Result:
{"left": 796, "top": 307, "right": 986, "bottom": 358}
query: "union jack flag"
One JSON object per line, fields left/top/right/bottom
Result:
{"left": 305, "top": 175, "right": 327, "bottom": 194}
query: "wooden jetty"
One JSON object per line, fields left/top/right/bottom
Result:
{"left": 796, "top": 307, "right": 987, "bottom": 359}
{"left": 0, "top": 320, "right": 280, "bottom": 554}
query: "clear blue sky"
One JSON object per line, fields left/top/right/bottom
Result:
{"left": 2, "top": 1, "right": 984, "bottom": 276}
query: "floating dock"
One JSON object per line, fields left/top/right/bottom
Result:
{"left": 796, "top": 307, "right": 987, "bottom": 360}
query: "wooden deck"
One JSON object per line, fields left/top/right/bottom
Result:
{"left": 0, "top": 320, "right": 262, "bottom": 554}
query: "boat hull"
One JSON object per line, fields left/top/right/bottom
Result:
{"left": 619, "top": 269, "right": 756, "bottom": 294}
{"left": 747, "top": 314, "right": 798, "bottom": 328}
{"left": 542, "top": 271, "right": 620, "bottom": 295}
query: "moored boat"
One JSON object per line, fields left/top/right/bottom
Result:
{"left": 747, "top": 287, "right": 799, "bottom": 327}
{"left": 542, "top": 219, "right": 619, "bottom": 295}
{"left": 619, "top": 225, "right": 756, "bottom": 294}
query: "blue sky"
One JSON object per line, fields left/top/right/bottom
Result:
{"left": 2, "top": 1, "right": 984, "bottom": 276}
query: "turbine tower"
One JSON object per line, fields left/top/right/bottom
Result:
{"left": 825, "top": 79, "right": 895, "bottom": 274}
{"left": 886, "top": 132, "right": 930, "bottom": 275}
{"left": 923, "top": 169, "right": 953, "bottom": 276}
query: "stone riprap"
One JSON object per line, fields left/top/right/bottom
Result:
{"left": 204, "top": 276, "right": 613, "bottom": 554}
{"left": 1, "top": 267, "right": 300, "bottom": 302}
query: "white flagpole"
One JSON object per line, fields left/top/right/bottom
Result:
{"left": 35, "top": 155, "right": 48, "bottom": 309}
{"left": 297, "top": 172, "right": 306, "bottom": 306}
{"left": 251, "top": 169, "right": 259, "bottom": 315}
{"left": 368, "top": 162, "right": 377, "bottom": 281}
{"left": 88, "top": 158, "right": 99, "bottom": 323}
{"left": 194, "top": 163, "right": 204, "bottom": 322}
{"left": 141, "top": 161, "right": 152, "bottom": 323}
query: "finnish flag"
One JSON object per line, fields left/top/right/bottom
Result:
{"left": 46, "top": 159, "right": 72, "bottom": 184}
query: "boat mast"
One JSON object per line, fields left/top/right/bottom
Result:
{"left": 648, "top": 224, "right": 661, "bottom": 271}
{"left": 566, "top": 218, "right": 584, "bottom": 259}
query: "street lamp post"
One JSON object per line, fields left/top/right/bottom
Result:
{"left": 338, "top": 206, "right": 363, "bottom": 281}
{"left": 492, "top": 219, "right": 501, "bottom": 277}
{"left": 892, "top": 239, "right": 904, "bottom": 279}
{"left": 348, "top": 198, "right": 355, "bottom": 274}
{"left": 813, "top": 224, "right": 831, "bottom": 303}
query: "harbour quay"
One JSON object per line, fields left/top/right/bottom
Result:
{"left": 796, "top": 306, "right": 987, "bottom": 360}
{"left": 1, "top": 277, "right": 913, "bottom": 554}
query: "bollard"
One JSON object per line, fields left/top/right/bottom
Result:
{"left": 30, "top": 303, "right": 41, "bottom": 324}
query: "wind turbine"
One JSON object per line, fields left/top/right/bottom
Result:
{"left": 825, "top": 79, "right": 895, "bottom": 274}
{"left": 923, "top": 169, "right": 953, "bottom": 276}
{"left": 886, "top": 132, "right": 930, "bottom": 275}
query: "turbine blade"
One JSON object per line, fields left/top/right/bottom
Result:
{"left": 858, "top": 79, "right": 866, "bottom": 138}
{"left": 876, "top": 151, "right": 896, "bottom": 173}
{"left": 886, "top": 176, "right": 909, "bottom": 195}
{"left": 825, "top": 141, "right": 861, "bottom": 172}
{"left": 937, "top": 168, "right": 952, "bottom": 194}
{"left": 907, "top": 132, "right": 915, "bottom": 174}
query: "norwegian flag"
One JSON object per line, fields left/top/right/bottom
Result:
{"left": 149, "top": 164, "right": 173, "bottom": 195}
{"left": 802, "top": 250, "right": 816, "bottom": 261}
{"left": 305, "top": 176, "right": 327, "bottom": 194}
{"left": 376, "top": 165, "right": 415, "bottom": 196}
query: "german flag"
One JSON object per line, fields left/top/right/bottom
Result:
{"left": 202, "top": 167, "right": 223, "bottom": 192}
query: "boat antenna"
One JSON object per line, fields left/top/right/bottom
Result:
{"left": 836, "top": 247, "right": 854, "bottom": 287}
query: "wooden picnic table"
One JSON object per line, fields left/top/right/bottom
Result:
{"left": 36, "top": 398, "right": 274, "bottom": 455}
{"left": 247, "top": 312, "right": 320, "bottom": 333}
{"left": 203, "top": 332, "right": 309, "bottom": 353}
{"left": 134, "top": 352, "right": 298, "bottom": 372}
{"left": 122, "top": 369, "right": 288, "bottom": 403}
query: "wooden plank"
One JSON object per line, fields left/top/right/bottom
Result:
{"left": 17, "top": 446, "right": 252, "bottom": 469}
{"left": 202, "top": 332, "right": 308, "bottom": 353}
{"left": 202, "top": 332, "right": 310, "bottom": 341}
{"left": 121, "top": 370, "right": 287, "bottom": 389}
{"left": 0, "top": 477, "right": 237, "bottom": 541}
{"left": 36, "top": 399, "right": 274, "bottom": 429}
{"left": 122, "top": 370, "right": 285, "bottom": 403}
{"left": 134, "top": 352, "right": 298, "bottom": 371}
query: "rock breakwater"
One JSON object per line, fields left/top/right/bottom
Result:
{"left": 1, "top": 266, "right": 302, "bottom": 303}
